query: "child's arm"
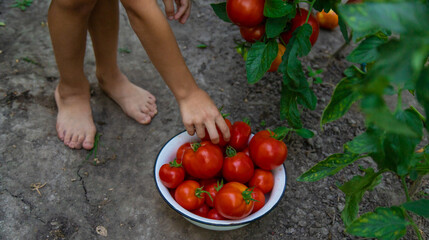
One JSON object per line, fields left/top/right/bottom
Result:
{"left": 120, "top": 0, "right": 230, "bottom": 143}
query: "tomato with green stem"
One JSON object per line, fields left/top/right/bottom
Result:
{"left": 214, "top": 182, "right": 255, "bottom": 220}
{"left": 159, "top": 158, "right": 185, "bottom": 189}
{"left": 229, "top": 118, "right": 252, "bottom": 151}
{"left": 249, "top": 130, "right": 288, "bottom": 170}
{"left": 251, "top": 187, "right": 265, "bottom": 213}
{"left": 226, "top": 0, "right": 265, "bottom": 27}
{"left": 222, "top": 146, "right": 254, "bottom": 183}
{"left": 280, "top": 8, "right": 319, "bottom": 46}
{"left": 175, "top": 180, "right": 212, "bottom": 211}
{"left": 182, "top": 141, "right": 224, "bottom": 179}
{"left": 248, "top": 169, "right": 274, "bottom": 194}
{"left": 240, "top": 24, "right": 265, "bottom": 43}
{"left": 203, "top": 179, "right": 223, "bottom": 208}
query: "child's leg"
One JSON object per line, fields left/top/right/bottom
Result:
{"left": 88, "top": 0, "right": 157, "bottom": 125}
{"left": 48, "top": 0, "right": 97, "bottom": 150}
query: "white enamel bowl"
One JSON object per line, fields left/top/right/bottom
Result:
{"left": 154, "top": 131, "right": 287, "bottom": 231}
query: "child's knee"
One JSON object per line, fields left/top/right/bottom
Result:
{"left": 53, "top": 0, "right": 97, "bottom": 14}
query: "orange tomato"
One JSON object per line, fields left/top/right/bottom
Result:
{"left": 268, "top": 43, "right": 286, "bottom": 72}
{"left": 316, "top": 10, "right": 338, "bottom": 30}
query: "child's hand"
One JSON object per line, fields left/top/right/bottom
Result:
{"left": 178, "top": 88, "right": 230, "bottom": 144}
{"left": 162, "top": 0, "right": 191, "bottom": 24}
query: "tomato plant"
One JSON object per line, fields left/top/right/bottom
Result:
{"left": 222, "top": 146, "right": 254, "bottom": 183}
{"left": 229, "top": 118, "right": 252, "bottom": 151}
{"left": 249, "top": 130, "right": 288, "bottom": 170}
{"left": 226, "top": 0, "right": 265, "bottom": 27}
{"left": 248, "top": 169, "right": 274, "bottom": 194}
{"left": 214, "top": 182, "right": 255, "bottom": 219}
{"left": 159, "top": 159, "right": 185, "bottom": 189}
{"left": 280, "top": 9, "right": 319, "bottom": 46}
{"left": 316, "top": 9, "right": 338, "bottom": 30}
{"left": 240, "top": 24, "right": 265, "bottom": 43}
{"left": 175, "top": 180, "right": 209, "bottom": 211}
{"left": 182, "top": 141, "right": 224, "bottom": 179}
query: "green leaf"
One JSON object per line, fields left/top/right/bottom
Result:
{"left": 347, "top": 36, "right": 386, "bottom": 64}
{"left": 402, "top": 199, "right": 429, "bottom": 218}
{"left": 361, "top": 95, "right": 419, "bottom": 137}
{"left": 246, "top": 40, "right": 278, "bottom": 84}
{"left": 297, "top": 152, "right": 360, "bottom": 182}
{"left": 265, "top": 16, "right": 290, "bottom": 38}
{"left": 346, "top": 206, "right": 410, "bottom": 240}
{"left": 263, "top": 0, "right": 294, "bottom": 18}
{"left": 293, "top": 128, "right": 314, "bottom": 139}
{"left": 280, "top": 24, "right": 312, "bottom": 89}
{"left": 416, "top": 68, "right": 429, "bottom": 132}
{"left": 273, "top": 126, "right": 290, "bottom": 140}
{"left": 313, "top": 0, "right": 340, "bottom": 12}
{"left": 346, "top": 130, "right": 380, "bottom": 155}
{"left": 338, "top": 14, "right": 349, "bottom": 43}
{"left": 340, "top": 168, "right": 382, "bottom": 227}
{"left": 321, "top": 66, "right": 363, "bottom": 125}
{"left": 196, "top": 44, "right": 207, "bottom": 49}
{"left": 0, "top": 22, "right": 5, "bottom": 26}
{"left": 280, "top": 85, "right": 302, "bottom": 129}
{"left": 297, "top": 87, "right": 317, "bottom": 110}
{"left": 338, "top": 2, "right": 429, "bottom": 35}
{"left": 210, "top": 2, "right": 231, "bottom": 23}
{"left": 118, "top": 48, "right": 131, "bottom": 54}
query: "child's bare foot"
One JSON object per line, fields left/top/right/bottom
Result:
{"left": 97, "top": 72, "right": 157, "bottom": 124}
{"left": 55, "top": 86, "right": 96, "bottom": 150}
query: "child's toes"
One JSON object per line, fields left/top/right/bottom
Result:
{"left": 82, "top": 134, "right": 95, "bottom": 150}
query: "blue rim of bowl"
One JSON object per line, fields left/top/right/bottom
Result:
{"left": 153, "top": 130, "right": 288, "bottom": 228}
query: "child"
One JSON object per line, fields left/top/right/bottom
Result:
{"left": 48, "top": 0, "right": 230, "bottom": 150}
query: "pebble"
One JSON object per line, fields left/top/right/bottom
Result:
{"left": 333, "top": 126, "right": 340, "bottom": 133}
{"left": 337, "top": 203, "right": 345, "bottom": 211}
{"left": 298, "top": 220, "right": 307, "bottom": 227}
{"left": 286, "top": 228, "right": 296, "bottom": 234}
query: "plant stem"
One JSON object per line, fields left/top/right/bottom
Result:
{"left": 404, "top": 209, "right": 423, "bottom": 240}
{"left": 401, "top": 176, "right": 411, "bottom": 202}
{"left": 410, "top": 105, "right": 426, "bottom": 122}
{"left": 305, "top": 0, "right": 317, "bottom": 24}
{"left": 395, "top": 89, "right": 403, "bottom": 113}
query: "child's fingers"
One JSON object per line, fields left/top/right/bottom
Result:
{"left": 174, "top": 0, "right": 189, "bottom": 22}
{"left": 179, "top": 5, "right": 191, "bottom": 24}
{"left": 216, "top": 115, "right": 231, "bottom": 141}
{"left": 162, "top": 0, "right": 175, "bottom": 20}
{"left": 195, "top": 123, "right": 206, "bottom": 140}
{"left": 205, "top": 121, "right": 220, "bottom": 144}
{"left": 184, "top": 123, "right": 195, "bottom": 136}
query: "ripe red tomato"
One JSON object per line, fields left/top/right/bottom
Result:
{"left": 242, "top": 147, "right": 250, "bottom": 156}
{"left": 176, "top": 142, "right": 192, "bottom": 163}
{"left": 251, "top": 187, "right": 266, "bottom": 213}
{"left": 191, "top": 203, "right": 210, "bottom": 217}
{"left": 316, "top": 10, "right": 338, "bottom": 30}
{"left": 214, "top": 182, "right": 255, "bottom": 220}
{"left": 159, "top": 159, "right": 185, "bottom": 189}
{"left": 248, "top": 169, "right": 274, "bottom": 194}
{"left": 207, "top": 208, "right": 226, "bottom": 220}
{"left": 203, "top": 179, "right": 223, "bottom": 208}
{"left": 182, "top": 141, "right": 224, "bottom": 179}
{"left": 222, "top": 146, "right": 254, "bottom": 183}
{"left": 175, "top": 180, "right": 206, "bottom": 211}
{"left": 240, "top": 24, "right": 265, "bottom": 43}
{"left": 249, "top": 130, "right": 288, "bottom": 170}
{"left": 280, "top": 9, "right": 319, "bottom": 46}
{"left": 202, "top": 118, "right": 232, "bottom": 147}
{"left": 268, "top": 43, "right": 286, "bottom": 72}
{"left": 226, "top": 0, "right": 265, "bottom": 27}
{"left": 229, "top": 120, "right": 252, "bottom": 151}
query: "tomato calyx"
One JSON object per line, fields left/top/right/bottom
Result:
{"left": 169, "top": 158, "right": 182, "bottom": 168}
{"left": 195, "top": 186, "right": 213, "bottom": 202}
{"left": 241, "top": 187, "right": 257, "bottom": 205}
{"left": 191, "top": 143, "right": 201, "bottom": 152}
{"left": 243, "top": 117, "right": 251, "bottom": 125}
{"left": 267, "top": 129, "right": 286, "bottom": 141}
{"left": 225, "top": 146, "right": 237, "bottom": 157}
{"left": 215, "top": 179, "right": 224, "bottom": 192}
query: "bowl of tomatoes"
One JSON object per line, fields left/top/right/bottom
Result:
{"left": 154, "top": 124, "right": 287, "bottom": 231}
